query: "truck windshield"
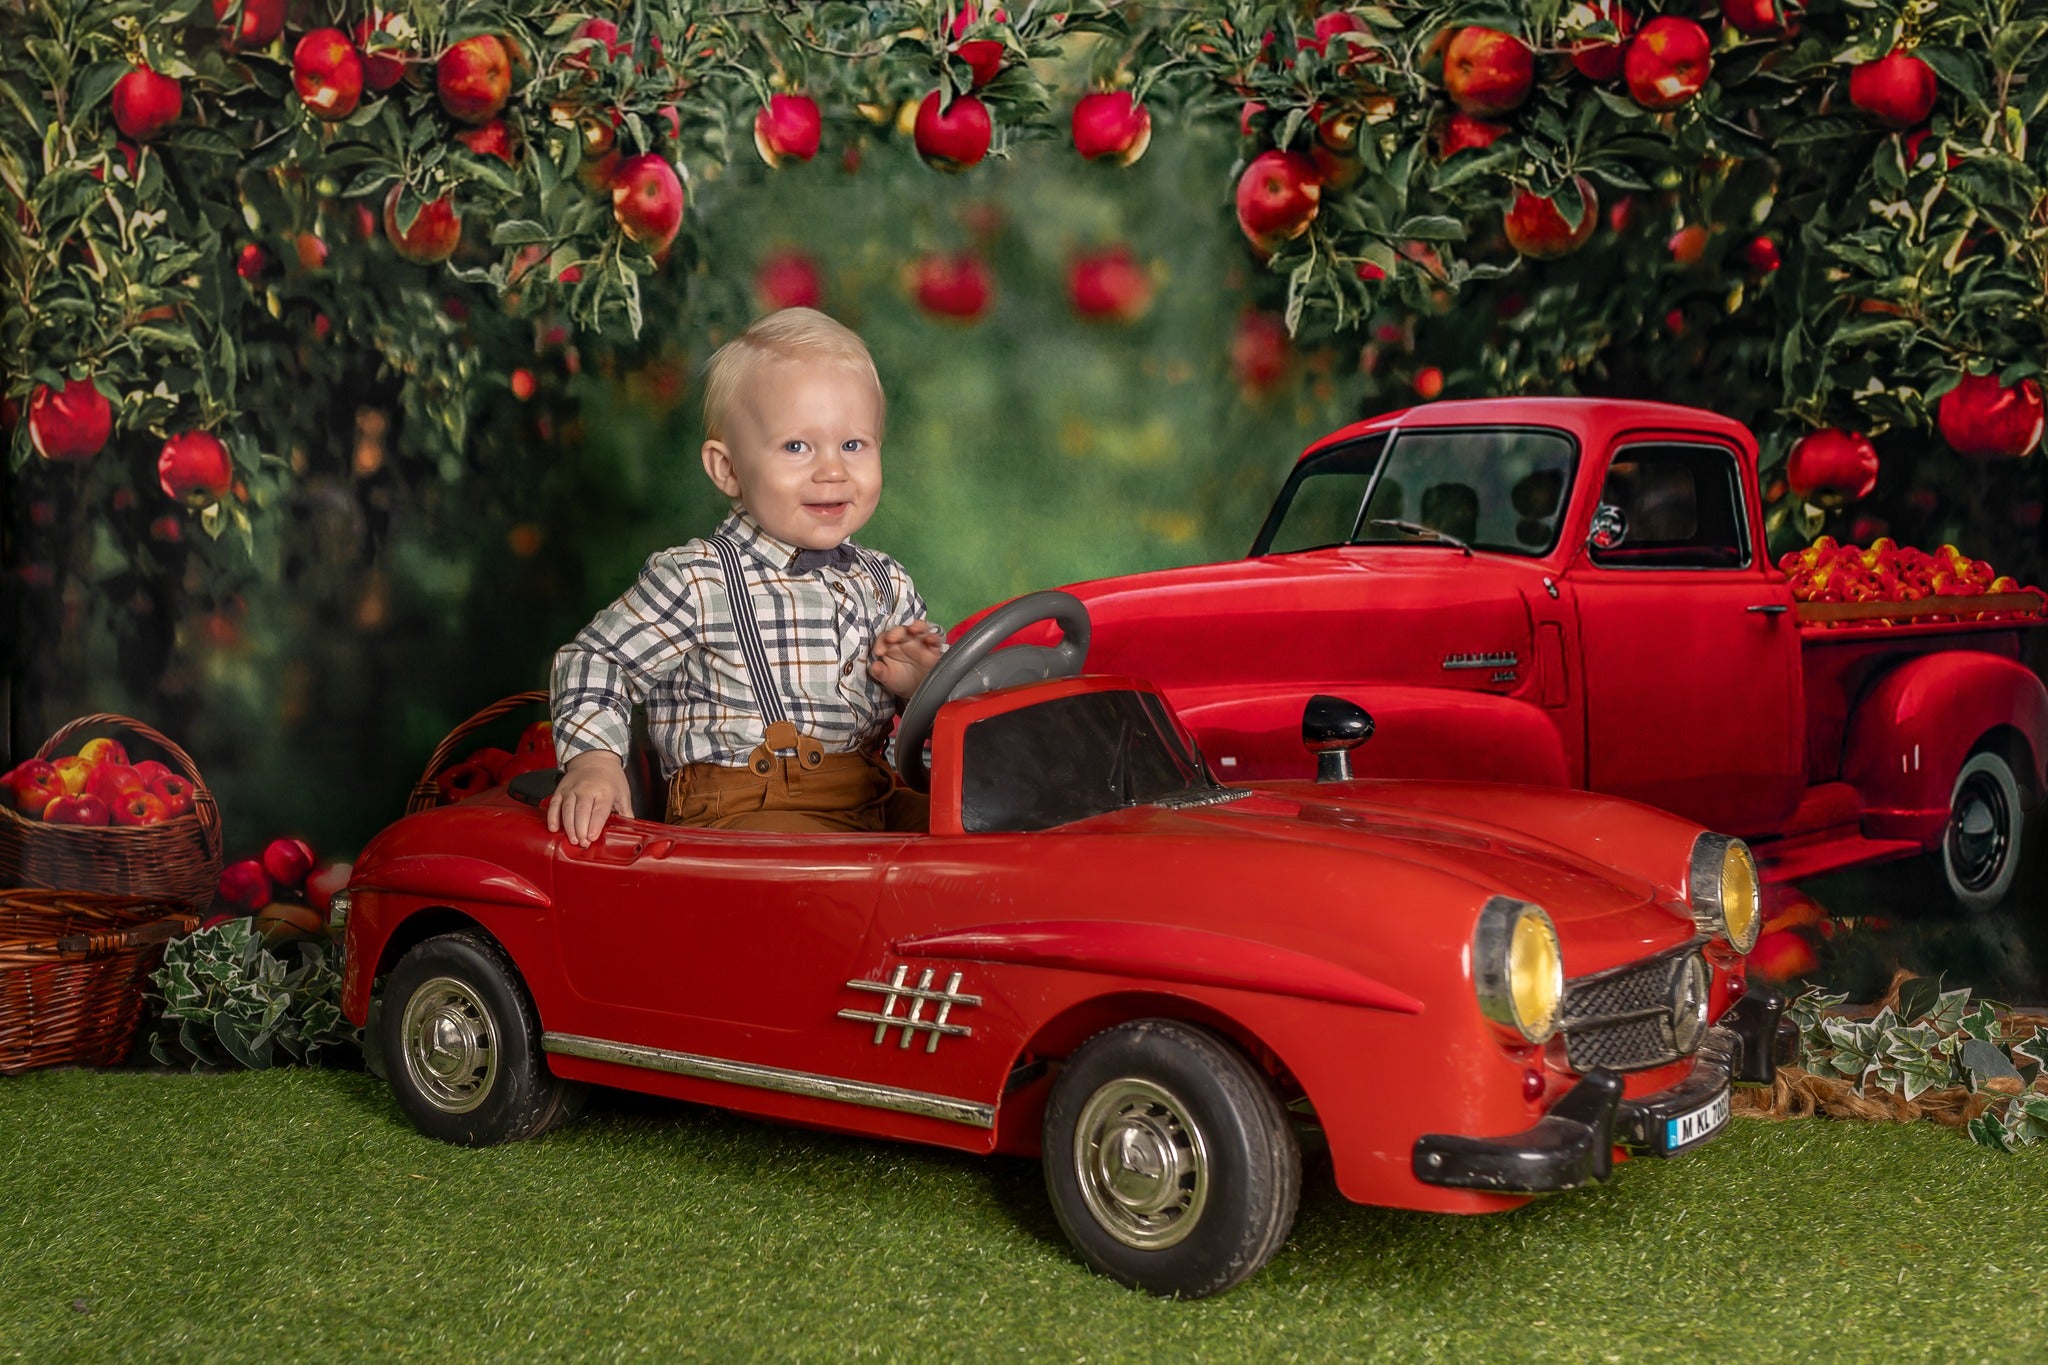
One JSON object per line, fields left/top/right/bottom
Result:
{"left": 1253, "top": 427, "right": 1578, "bottom": 558}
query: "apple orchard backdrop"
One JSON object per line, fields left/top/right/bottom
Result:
{"left": 5, "top": 1, "right": 2047, "bottom": 994}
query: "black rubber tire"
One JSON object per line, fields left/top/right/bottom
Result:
{"left": 1943, "top": 751, "right": 2032, "bottom": 914}
{"left": 379, "top": 931, "right": 584, "bottom": 1146}
{"left": 1042, "top": 1019, "right": 1300, "bottom": 1299}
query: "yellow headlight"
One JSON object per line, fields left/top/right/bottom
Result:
{"left": 1474, "top": 898, "right": 1564, "bottom": 1044}
{"left": 1689, "top": 833, "right": 1761, "bottom": 953}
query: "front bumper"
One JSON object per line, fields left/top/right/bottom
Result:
{"left": 1411, "top": 988, "right": 1790, "bottom": 1195}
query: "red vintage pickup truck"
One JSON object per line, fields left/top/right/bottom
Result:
{"left": 993, "top": 397, "right": 2048, "bottom": 913}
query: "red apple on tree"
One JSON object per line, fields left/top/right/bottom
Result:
{"left": 1624, "top": 16, "right": 1712, "bottom": 111}
{"left": 354, "top": 11, "right": 410, "bottom": 91}
{"left": 1937, "top": 371, "right": 2045, "bottom": 459}
{"left": 1743, "top": 235, "right": 1782, "bottom": 272}
{"left": 262, "top": 836, "right": 317, "bottom": 888}
{"left": 293, "top": 28, "right": 364, "bottom": 121}
{"left": 564, "top": 17, "right": 630, "bottom": 75}
{"left": 1438, "top": 112, "right": 1508, "bottom": 159}
{"left": 1234, "top": 150, "right": 1322, "bottom": 254}
{"left": 1231, "top": 310, "right": 1290, "bottom": 396}
{"left": 436, "top": 34, "right": 511, "bottom": 124}
{"left": 1072, "top": 91, "right": 1152, "bottom": 166}
{"left": 213, "top": 0, "right": 285, "bottom": 50}
{"left": 910, "top": 252, "right": 994, "bottom": 321}
{"left": 1849, "top": 50, "right": 1938, "bottom": 129}
{"left": 1787, "top": 429, "right": 1879, "bottom": 504}
{"left": 27, "top": 377, "right": 112, "bottom": 462}
{"left": 754, "top": 93, "right": 823, "bottom": 167}
{"left": 1442, "top": 27, "right": 1534, "bottom": 116}
{"left": 111, "top": 66, "right": 182, "bottom": 142}
{"left": 1568, "top": 3, "right": 1636, "bottom": 83}
{"left": 235, "top": 243, "right": 269, "bottom": 282}
{"left": 1503, "top": 176, "right": 1599, "bottom": 259}
{"left": 1723, "top": 0, "right": 1800, "bottom": 37}
{"left": 949, "top": 4, "right": 1007, "bottom": 87}
{"left": 1668, "top": 223, "right": 1711, "bottom": 265}
{"left": 157, "top": 431, "right": 233, "bottom": 508}
{"left": 756, "top": 249, "right": 823, "bottom": 310}
{"left": 455, "top": 118, "right": 515, "bottom": 163}
{"left": 1067, "top": 246, "right": 1153, "bottom": 323}
{"left": 611, "top": 154, "right": 686, "bottom": 251}
{"left": 914, "top": 90, "right": 993, "bottom": 172}
{"left": 383, "top": 184, "right": 462, "bottom": 264}
{"left": 1414, "top": 367, "right": 1446, "bottom": 400}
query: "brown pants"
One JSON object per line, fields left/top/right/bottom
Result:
{"left": 666, "top": 750, "right": 929, "bottom": 833}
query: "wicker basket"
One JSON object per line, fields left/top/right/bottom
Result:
{"left": 405, "top": 690, "right": 548, "bottom": 815}
{"left": 0, "top": 714, "right": 223, "bottom": 915}
{"left": 1, "top": 889, "right": 199, "bottom": 1075}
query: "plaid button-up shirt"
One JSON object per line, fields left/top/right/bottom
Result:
{"left": 551, "top": 510, "right": 930, "bottom": 774}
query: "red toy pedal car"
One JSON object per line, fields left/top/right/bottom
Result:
{"left": 337, "top": 591, "right": 1788, "bottom": 1298}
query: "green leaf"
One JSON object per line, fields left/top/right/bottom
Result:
{"left": 1961, "top": 1039, "right": 2024, "bottom": 1090}
{"left": 493, "top": 220, "right": 553, "bottom": 246}
{"left": 73, "top": 62, "right": 126, "bottom": 118}
{"left": 1393, "top": 215, "right": 1467, "bottom": 242}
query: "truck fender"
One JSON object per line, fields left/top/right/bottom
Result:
{"left": 1173, "top": 684, "right": 1574, "bottom": 787}
{"left": 1842, "top": 653, "right": 2048, "bottom": 843}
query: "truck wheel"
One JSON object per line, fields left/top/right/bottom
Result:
{"left": 1042, "top": 1020, "right": 1300, "bottom": 1299}
{"left": 1943, "top": 751, "right": 2030, "bottom": 914}
{"left": 381, "top": 931, "right": 584, "bottom": 1146}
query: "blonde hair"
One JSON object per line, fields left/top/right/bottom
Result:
{"left": 701, "top": 307, "right": 884, "bottom": 439}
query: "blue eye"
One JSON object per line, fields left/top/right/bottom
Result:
{"left": 842, "top": 439, "right": 864, "bottom": 453}
{"left": 784, "top": 440, "right": 807, "bottom": 454}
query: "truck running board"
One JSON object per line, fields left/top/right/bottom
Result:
{"left": 1753, "top": 829, "right": 1925, "bottom": 883}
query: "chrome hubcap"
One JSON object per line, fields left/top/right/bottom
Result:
{"left": 400, "top": 976, "right": 498, "bottom": 1113}
{"left": 1948, "top": 772, "right": 2011, "bottom": 893}
{"left": 1073, "top": 1078, "right": 1208, "bottom": 1250}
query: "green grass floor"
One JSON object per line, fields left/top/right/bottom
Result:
{"left": 4, "top": 1067, "right": 2046, "bottom": 1363}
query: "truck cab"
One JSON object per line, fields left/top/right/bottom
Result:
{"left": 1008, "top": 398, "right": 2046, "bottom": 912}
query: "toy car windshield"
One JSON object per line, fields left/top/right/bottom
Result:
{"left": 956, "top": 686, "right": 1223, "bottom": 832}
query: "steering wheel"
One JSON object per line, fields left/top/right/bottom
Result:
{"left": 893, "top": 590, "right": 1091, "bottom": 792}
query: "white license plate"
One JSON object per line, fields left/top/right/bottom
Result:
{"left": 1665, "top": 1088, "right": 1731, "bottom": 1151}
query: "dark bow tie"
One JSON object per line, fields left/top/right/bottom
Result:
{"left": 789, "top": 544, "right": 857, "bottom": 574}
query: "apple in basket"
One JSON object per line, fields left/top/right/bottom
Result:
{"left": 77, "top": 737, "right": 130, "bottom": 768}
{"left": 515, "top": 720, "right": 555, "bottom": 761}
{"left": 44, "top": 793, "right": 112, "bottom": 826}
{"left": 51, "top": 755, "right": 94, "bottom": 796}
{"left": 496, "top": 749, "right": 556, "bottom": 782}
{"left": 435, "top": 760, "right": 496, "bottom": 804}
{"left": 148, "top": 774, "right": 195, "bottom": 818}
{"left": 3, "top": 760, "right": 66, "bottom": 815}
{"left": 132, "top": 759, "right": 176, "bottom": 785}
{"left": 85, "top": 762, "right": 147, "bottom": 806}
{"left": 464, "top": 745, "right": 513, "bottom": 781}
{"left": 112, "top": 790, "right": 170, "bottom": 826}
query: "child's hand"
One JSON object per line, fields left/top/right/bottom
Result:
{"left": 547, "top": 750, "right": 633, "bottom": 846}
{"left": 869, "top": 619, "right": 946, "bottom": 699}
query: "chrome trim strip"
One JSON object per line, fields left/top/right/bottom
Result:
{"left": 1443, "top": 651, "right": 1519, "bottom": 671}
{"left": 541, "top": 1032, "right": 996, "bottom": 1128}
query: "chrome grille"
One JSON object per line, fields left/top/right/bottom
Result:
{"left": 1559, "top": 946, "right": 1702, "bottom": 1073}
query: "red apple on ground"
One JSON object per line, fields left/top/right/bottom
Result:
{"left": 914, "top": 91, "right": 993, "bottom": 172}
{"left": 1438, "top": 112, "right": 1508, "bottom": 158}
{"left": 112, "top": 791, "right": 169, "bottom": 826}
{"left": 1749, "top": 928, "right": 1818, "bottom": 981}
{"left": 147, "top": 774, "right": 194, "bottom": 818}
{"left": 611, "top": 154, "right": 685, "bottom": 251}
{"left": 1723, "top": 0, "right": 1800, "bottom": 37}
{"left": 1071, "top": 91, "right": 1152, "bottom": 166}
{"left": 949, "top": 4, "right": 1006, "bottom": 87}
{"left": 293, "top": 28, "right": 364, "bottom": 120}
{"left": 1231, "top": 311, "right": 1290, "bottom": 395}
{"left": 910, "top": 253, "right": 994, "bottom": 321}
{"left": 383, "top": 184, "right": 462, "bottom": 264}
{"left": 1067, "top": 246, "right": 1153, "bottom": 322}
{"left": 754, "top": 93, "right": 822, "bottom": 166}
{"left": 217, "top": 859, "right": 273, "bottom": 912}
{"left": 1849, "top": 50, "right": 1938, "bottom": 129}
{"left": 28, "top": 377, "right": 113, "bottom": 463}
{"left": 157, "top": 431, "right": 233, "bottom": 508}
{"left": 213, "top": 0, "right": 285, "bottom": 50}
{"left": 756, "top": 249, "right": 823, "bottom": 310}
{"left": 455, "top": 118, "right": 515, "bottom": 163}
{"left": 436, "top": 34, "right": 511, "bottom": 124}
{"left": 304, "top": 863, "right": 354, "bottom": 915}
{"left": 1235, "top": 150, "right": 1322, "bottom": 254}
{"left": 262, "top": 836, "right": 317, "bottom": 888}
{"left": 354, "top": 12, "right": 410, "bottom": 91}
{"left": 1503, "top": 177, "right": 1599, "bottom": 259}
{"left": 1937, "top": 372, "right": 2045, "bottom": 459}
{"left": 44, "top": 793, "right": 112, "bottom": 826}
{"left": 1568, "top": 3, "right": 1636, "bottom": 82}
{"left": 1625, "top": 16, "right": 1712, "bottom": 111}
{"left": 111, "top": 66, "right": 182, "bottom": 141}
{"left": 1443, "top": 26, "right": 1534, "bottom": 116}
{"left": 1787, "top": 429, "right": 1879, "bottom": 504}
{"left": 77, "top": 738, "right": 130, "bottom": 769}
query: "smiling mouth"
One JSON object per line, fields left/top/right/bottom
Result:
{"left": 807, "top": 502, "right": 850, "bottom": 514}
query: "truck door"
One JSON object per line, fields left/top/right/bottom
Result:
{"left": 1569, "top": 437, "right": 1804, "bottom": 835}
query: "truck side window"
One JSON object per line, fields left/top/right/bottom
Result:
{"left": 1590, "top": 443, "right": 1750, "bottom": 569}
